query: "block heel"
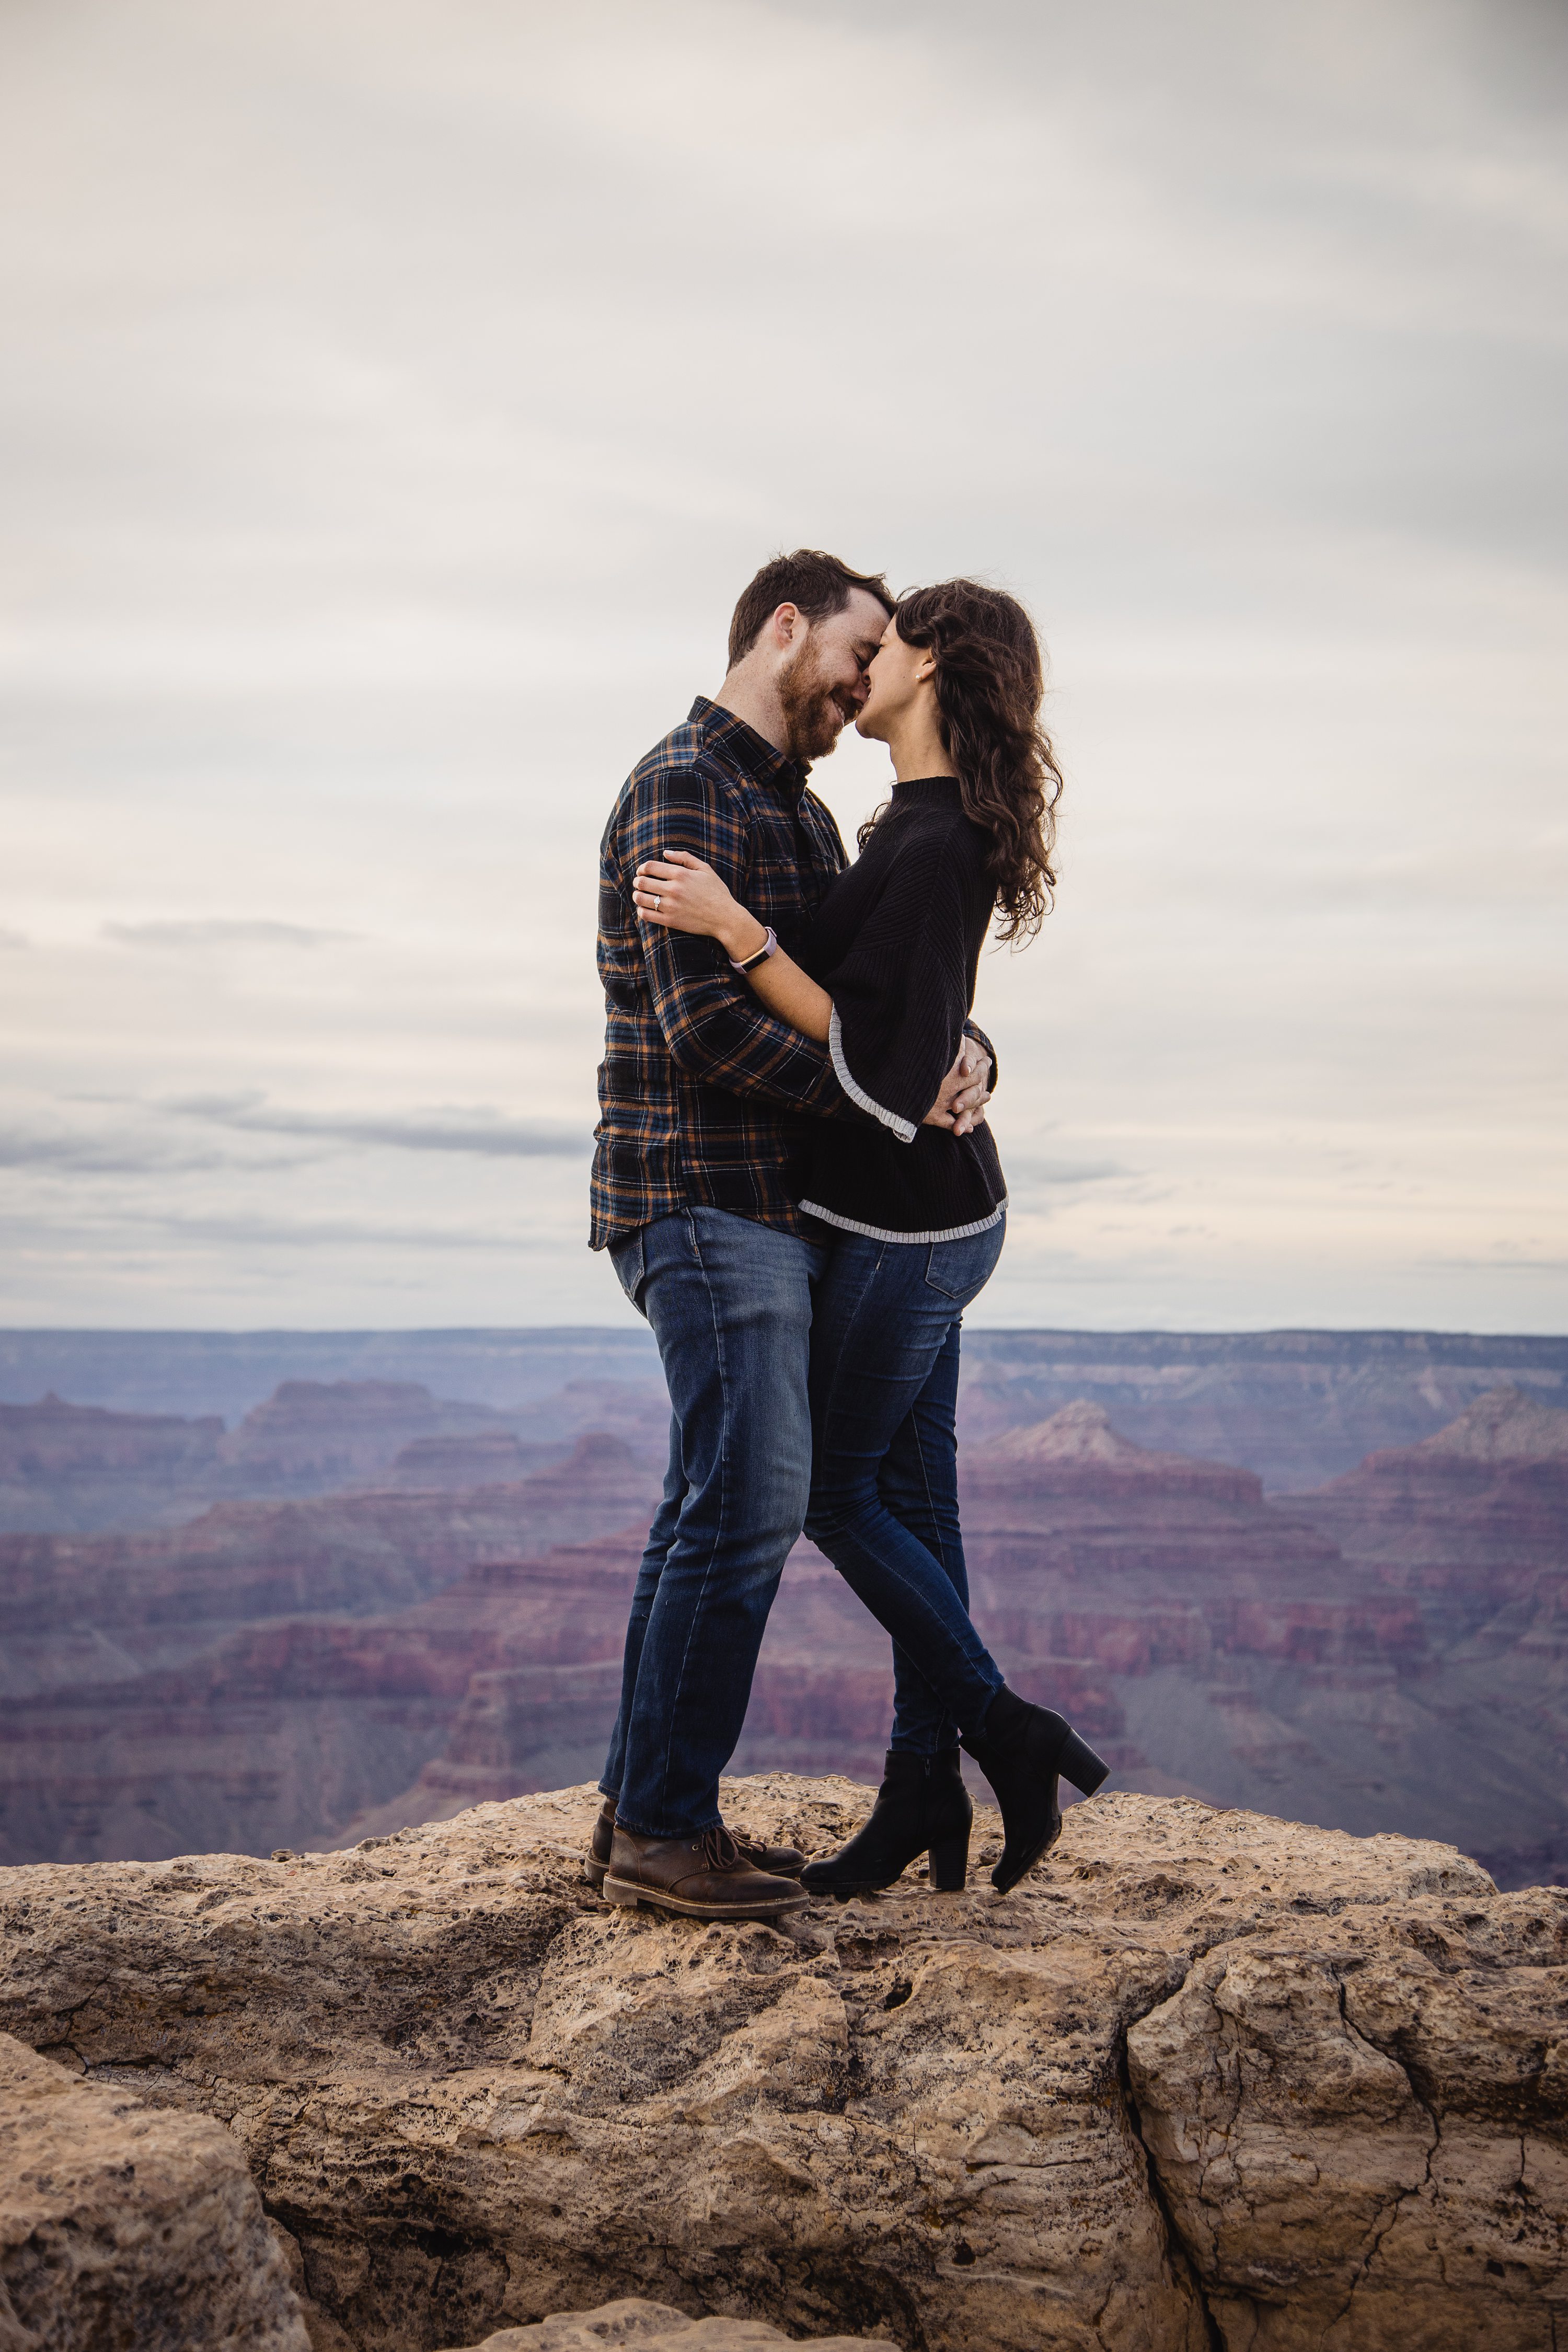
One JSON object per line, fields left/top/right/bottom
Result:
{"left": 927, "top": 1828, "right": 970, "bottom": 1892}
{"left": 1058, "top": 1728, "right": 1109, "bottom": 1797}
{"left": 960, "top": 1686, "right": 1112, "bottom": 1895}
{"left": 800, "top": 1749, "right": 972, "bottom": 1898}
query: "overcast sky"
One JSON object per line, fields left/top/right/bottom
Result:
{"left": 2, "top": 0, "right": 1564, "bottom": 1334}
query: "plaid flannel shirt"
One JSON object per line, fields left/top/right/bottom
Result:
{"left": 590, "top": 697, "right": 851, "bottom": 1249}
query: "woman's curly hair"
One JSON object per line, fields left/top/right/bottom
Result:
{"left": 860, "top": 579, "right": 1061, "bottom": 943}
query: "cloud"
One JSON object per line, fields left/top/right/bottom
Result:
{"left": 103, "top": 920, "right": 354, "bottom": 950}
{"left": 163, "top": 1092, "right": 591, "bottom": 1159}
{"left": 1429, "top": 1255, "right": 1568, "bottom": 1274}
{"left": 113, "top": 1209, "right": 534, "bottom": 1252}
{"left": 0, "top": 1123, "right": 256, "bottom": 1177}
{"left": 0, "top": 1203, "right": 542, "bottom": 1254}
{"left": 2, "top": 0, "right": 1561, "bottom": 1331}
{"left": 1001, "top": 1155, "right": 1127, "bottom": 1188}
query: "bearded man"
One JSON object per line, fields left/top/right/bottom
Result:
{"left": 587, "top": 549, "right": 993, "bottom": 1922}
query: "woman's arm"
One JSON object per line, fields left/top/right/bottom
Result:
{"left": 633, "top": 851, "right": 831, "bottom": 1039}
{"left": 632, "top": 851, "right": 988, "bottom": 1128}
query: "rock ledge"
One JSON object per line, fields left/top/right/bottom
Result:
{"left": 2, "top": 1775, "right": 1564, "bottom": 2350}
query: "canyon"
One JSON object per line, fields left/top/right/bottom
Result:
{"left": 2, "top": 1775, "right": 1563, "bottom": 2350}
{"left": 0, "top": 1359, "right": 1563, "bottom": 1888}
{"left": 0, "top": 1430, "right": 654, "bottom": 1865}
{"left": 5, "top": 1323, "right": 1566, "bottom": 1491}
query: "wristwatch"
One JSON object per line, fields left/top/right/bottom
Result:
{"left": 729, "top": 926, "right": 778, "bottom": 974}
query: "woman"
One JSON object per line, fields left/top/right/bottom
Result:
{"left": 632, "top": 579, "right": 1106, "bottom": 1897}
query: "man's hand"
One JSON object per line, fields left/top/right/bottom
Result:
{"left": 923, "top": 1039, "right": 992, "bottom": 1136}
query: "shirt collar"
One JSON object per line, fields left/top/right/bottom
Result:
{"left": 890, "top": 774, "right": 963, "bottom": 806}
{"left": 690, "top": 695, "right": 808, "bottom": 796}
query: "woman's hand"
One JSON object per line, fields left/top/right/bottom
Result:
{"left": 632, "top": 852, "right": 763, "bottom": 960}
{"left": 922, "top": 1040, "right": 991, "bottom": 1135}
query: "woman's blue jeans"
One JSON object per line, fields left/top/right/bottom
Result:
{"left": 803, "top": 1216, "right": 1007, "bottom": 1754}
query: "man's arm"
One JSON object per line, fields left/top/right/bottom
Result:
{"left": 615, "top": 762, "right": 848, "bottom": 1118}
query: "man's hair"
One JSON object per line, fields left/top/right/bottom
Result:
{"left": 727, "top": 549, "right": 894, "bottom": 669}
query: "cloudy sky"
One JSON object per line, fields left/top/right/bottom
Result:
{"left": 2, "top": 0, "right": 1564, "bottom": 1333}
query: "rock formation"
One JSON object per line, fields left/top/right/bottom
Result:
{"left": 440, "top": 2302, "right": 878, "bottom": 2350}
{"left": 0, "top": 1379, "right": 577, "bottom": 1534}
{"left": 219, "top": 1380, "right": 518, "bottom": 1489}
{"left": 1, "top": 1776, "right": 1561, "bottom": 2350}
{"left": 973, "top": 1396, "right": 1249, "bottom": 1478}
{"left": 0, "top": 2030, "right": 308, "bottom": 2349}
{"left": 1405, "top": 1383, "right": 1568, "bottom": 1462}
{"left": 956, "top": 1328, "right": 1568, "bottom": 1490}
{"left": 0, "top": 1392, "right": 225, "bottom": 1534}
{"left": 391, "top": 1432, "right": 567, "bottom": 1488}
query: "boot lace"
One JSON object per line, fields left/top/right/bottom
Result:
{"left": 692, "top": 1825, "right": 742, "bottom": 1872}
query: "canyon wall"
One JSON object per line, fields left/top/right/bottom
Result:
{"left": 0, "top": 1392, "right": 226, "bottom": 1533}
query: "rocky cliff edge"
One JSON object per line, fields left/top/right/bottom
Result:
{"left": 2, "top": 1777, "right": 1564, "bottom": 2351}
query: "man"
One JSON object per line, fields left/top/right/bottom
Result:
{"left": 588, "top": 549, "right": 993, "bottom": 1922}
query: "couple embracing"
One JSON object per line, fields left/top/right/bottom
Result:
{"left": 586, "top": 549, "right": 1105, "bottom": 1923}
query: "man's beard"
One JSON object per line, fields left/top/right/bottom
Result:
{"left": 777, "top": 641, "right": 856, "bottom": 764}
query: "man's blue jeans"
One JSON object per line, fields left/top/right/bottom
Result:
{"left": 804, "top": 1219, "right": 1008, "bottom": 1754}
{"left": 601, "top": 1206, "right": 826, "bottom": 1840}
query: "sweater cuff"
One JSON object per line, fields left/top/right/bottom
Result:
{"left": 828, "top": 1006, "right": 918, "bottom": 1143}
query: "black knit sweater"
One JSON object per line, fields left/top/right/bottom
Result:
{"left": 795, "top": 776, "right": 1008, "bottom": 1242}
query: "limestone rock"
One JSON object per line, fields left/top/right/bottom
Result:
{"left": 1410, "top": 1382, "right": 1568, "bottom": 1461}
{"left": 0, "top": 2029, "right": 308, "bottom": 2349}
{"left": 0, "top": 1393, "right": 224, "bottom": 1535}
{"left": 218, "top": 1379, "right": 510, "bottom": 1484}
{"left": 439, "top": 2292, "right": 880, "bottom": 2348}
{"left": 973, "top": 1398, "right": 1237, "bottom": 1481}
{"left": 0, "top": 1775, "right": 1562, "bottom": 2352}
{"left": 1127, "top": 1897, "right": 1568, "bottom": 2348}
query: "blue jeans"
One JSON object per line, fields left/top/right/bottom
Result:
{"left": 803, "top": 1218, "right": 1007, "bottom": 1755}
{"left": 601, "top": 1206, "right": 826, "bottom": 1839}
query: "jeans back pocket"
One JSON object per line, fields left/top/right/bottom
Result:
{"left": 924, "top": 1217, "right": 1006, "bottom": 1303}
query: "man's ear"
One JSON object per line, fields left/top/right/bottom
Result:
{"left": 771, "top": 602, "right": 801, "bottom": 647}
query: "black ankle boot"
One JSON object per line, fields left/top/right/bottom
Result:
{"left": 800, "top": 1749, "right": 972, "bottom": 1898}
{"left": 961, "top": 1687, "right": 1109, "bottom": 1894}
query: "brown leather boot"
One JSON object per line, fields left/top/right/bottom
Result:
{"left": 585, "top": 1798, "right": 805, "bottom": 1893}
{"left": 602, "top": 1823, "right": 807, "bottom": 1920}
